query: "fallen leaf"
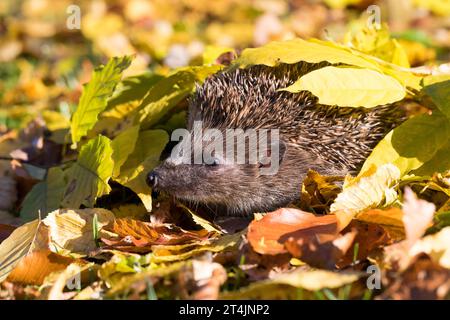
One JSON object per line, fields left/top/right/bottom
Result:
{"left": 355, "top": 207, "right": 404, "bottom": 239}
{"left": 331, "top": 164, "right": 401, "bottom": 230}
{"left": 0, "top": 219, "right": 41, "bottom": 283}
{"left": 107, "top": 218, "right": 212, "bottom": 249}
{"left": 299, "top": 170, "right": 342, "bottom": 213}
{"left": 7, "top": 250, "right": 76, "bottom": 285}
{"left": 247, "top": 208, "right": 338, "bottom": 255}
{"left": 43, "top": 208, "right": 115, "bottom": 257}
{"left": 284, "top": 229, "right": 356, "bottom": 269}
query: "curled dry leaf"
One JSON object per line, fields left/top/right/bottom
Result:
{"left": 43, "top": 208, "right": 115, "bottom": 257}
{"left": 299, "top": 170, "right": 343, "bottom": 213}
{"left": 105, "top": 218, "right": 212, "bottom": 249}
{"left": 331, "top": 164, "right": 401, "bottom": 230}
{"left": 247, "top": 208, "right": 338, "bottom": 255}
{"left": 41, "top": 262, "right": 97, "bottom": 300}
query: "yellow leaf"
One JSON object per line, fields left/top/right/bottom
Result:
{"left": 234, "top": 38, "right": 380, "bottom": 70}
{"left": 283, "top": 66, "right": 406, "bottom": 108}
{"left": 331, "top": 164, "right": 401, "bottom": 229}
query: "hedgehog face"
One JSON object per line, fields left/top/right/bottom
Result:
{"left": 147, "top": 135, "right": 315, "bottom": 215}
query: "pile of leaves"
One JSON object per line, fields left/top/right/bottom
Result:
{"left": 1, "top": 1, "right": 450, "bottom": 300}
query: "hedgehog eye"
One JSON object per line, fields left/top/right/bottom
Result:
{"left": 206, "top": 158, "right": 221, "bottom": 166}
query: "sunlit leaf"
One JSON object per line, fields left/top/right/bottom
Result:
{"left": 247, "top": 208, "right": 338, "bottom": 255}
{"left": 43, "top": 208, "right": 115, "bottom": 257}
{"left": 361, "top": 112, "right": 450, "bottom": 176}
{"left": 234, "top": 38, "right": 379, "bottom": 70}
{"left": 7, "top": 249, "right": 76, "bottom": 285}
{"left": 283, "top": 66, "right": 406, "bottom": 108}
{"left": 63, "top": 135, "right": 114, "bottom": 208}
{"left": 0, "top": 220, "right": 40, "bottom": 282}
{"left": 71, "top": 56, "right": 133, "bottom": 146}
{"left": 111, "top": 124, "right": 140, "bottom": 178}
{"left": 114, "top": 130, "right": 169, "bottom": 210}
{"left": 136, "top": 66, "right": 221, "bottom": 129}
{"left": 331, "top": 164, "right": 401, "bottom": 229}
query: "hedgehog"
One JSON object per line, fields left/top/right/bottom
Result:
{"left": 146, "top": 62, "right": 404, "bottom": 216}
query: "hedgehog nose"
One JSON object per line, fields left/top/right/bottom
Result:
{"left": 146, "top": 171, "right": 159, "bottom": 188}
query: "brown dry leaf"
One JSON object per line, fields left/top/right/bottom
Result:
{"left": 284, "top": 229, "right": 356, "bottom": 269}
{"left": 247, "top": 208, "right": 338, "bottom": 255}
{"left": 7, "top": 249, "right": 76, "bottom": 285}
{"left": 102, "top": 218, "right": 213, "bottom": 251}
{"left": 43, "top": 208, "right": 115, "bottom": 257}
{"left": 300, "top": 170, "right": 343, "bottom": 213}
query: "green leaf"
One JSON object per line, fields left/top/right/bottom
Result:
{"left": 361, "top": 111, "right": 450, "bottom": 176}
{"left": 71, "top": 56, "right": 133, "bottom": 146}
{"left": 107, "top": 73, "right": 164, "bottom": 110}
{"left": 413, "top": 138, "right": 450, "bottom": 176}
{"left": 20, "top": 167, "right": 66, "bottom": 221}
{"left": 233, "top": 38, "right": 380, "bottom": 70}
{"left": 136, "top": 66, "right": 221, "bottom": 129}
{"left": 424, "top": 80, "right": 450, "bottom": 121}
{"left": 283, "top": 66, "right": 406, "bottom": 108}
{"left": 62, "top": 135, "right": 114, "bottom": 208}
{"left": 111, "top": 125, "right": 140, "bottom": 178}
{"left": 115, "top": 130, "right": 169, "bottom": 210}
{"left": 0, "top": 220, "right": 40, "bottom": 283}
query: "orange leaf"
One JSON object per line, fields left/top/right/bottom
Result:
{"left": 104, "top": 218, "right": 212, "bottom": 250}
{"left": 7, "top": 250, "right": 77, "bottom": 285}
{"left": 247, "top": 208, "right": 338, "bottom": 255}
